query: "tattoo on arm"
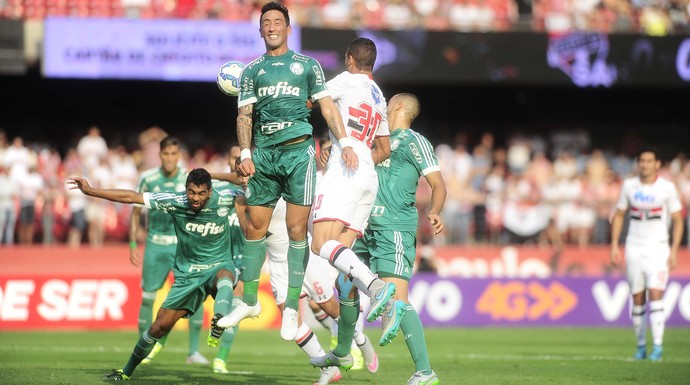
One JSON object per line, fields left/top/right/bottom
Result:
{"left": 237, "top": 104, "right": 254, "bottom": 149}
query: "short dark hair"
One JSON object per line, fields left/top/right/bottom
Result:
{"left": 261, "top": 1, "right": 290, "bottom": 26}
{"left": 186, "top": 168, "right": 212, "bottom": 189}
{"left": 638, "top": 147, "right": 660, "bottom": 161}
{"left": 160, "top": 136, "right": 180, "bottom": 151}
{"left": 346, "top": 37, "right": 377, "bottom": 71}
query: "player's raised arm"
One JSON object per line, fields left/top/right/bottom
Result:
{"left": 67, "top": 177, "right": 145, "bottom": 205}
{"left": 317, "top": 96, "right": 358, "bottom": 171}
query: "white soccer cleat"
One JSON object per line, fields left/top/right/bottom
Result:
{"left": 357, "top": 336, "right": 379, "bottom": 373}
{"left": 186, "top": 351, "right": 210, "bottom": 365}
{"left": 314, "top": 366, "right": 342, "bottom": 385}
{"left": 280, "top": 307, "right": 299, "bottom": 341}
{"left": 216, "top": 300, "right": 262, "bottom": 328}
{"left": 407, "top": 370, "right": 440, "bottom": 385}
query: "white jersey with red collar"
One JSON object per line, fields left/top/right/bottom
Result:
{"left": 616, "top": 176, "right": 682, "bottom": 244}
{"left": 326, "top": 71, "right": 389, "bottom": 170}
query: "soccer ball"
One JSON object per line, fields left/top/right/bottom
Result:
{"left": 216, "top": 61, "right": 245, "bottom": 96}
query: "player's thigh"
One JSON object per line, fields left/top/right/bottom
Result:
{"left": 304, "top": 253, "right": 338, "bottom": 304}
{"left": 246, "top": 147, "right": 282, "bottom": 207}
{"left": 369, "top": 229, "right": 416, "bottom": 281}
{"left": 625, "top": 245, "right": 646, "bottom": 295}
{"left": 642, "top": 243, "right": 670, "bottom": 291}
{"left": 141, "top": 244, "right": 175, "bottom": 292}
{"left": 278, "top": 140, "right": 317, "bottom": 206}
{"left": 351, "top": 233, "right": 373, "bottom": 267}
{"left": 313, "top": 168, "right": 377, "bottom": 234}
{"left": 161, "top": 275, "right": 210, "bottom": 316}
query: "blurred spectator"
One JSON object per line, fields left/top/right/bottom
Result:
{"left": 38, "top": 146, "right": 63, "bottom": 245}
{"left": 3, "top": 136, "right": 34, "bottom": 180}
{"left": 137, "top": 125, "right": 168, "bottom": 170}
{"left": 18, "top": 165, "right": 44, "bottom": 244}
{"left": 0, "top": 165, "right": 18, "bottom": 244}
{"left": 85, "top": 157, "right": 112, "bottom": 247}
{"left": 77, "top": 126, "right": 108, "bottom": 172}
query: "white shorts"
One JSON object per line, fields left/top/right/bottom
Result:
{"left": 312, "top": 164, "right": 378, "bottom": 236}
{"left": 625, "top": 242, "right": 670, "bottom": 294}
{"left": 266, "top": 200, "right": 338, "bottom": 305}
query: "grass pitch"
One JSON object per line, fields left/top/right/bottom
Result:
{"left": 1, "top": 328, "right": 689, "bottom": 385}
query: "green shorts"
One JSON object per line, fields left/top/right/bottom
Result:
{"left": 353, "top": 229, "right": 416, "bottom": 281}
{"left": 246, "top": 138, "right": 316, "bottom": 207}
{"left": 161, "top": 261, "right": 238, "bottom": 316}
{"left": 141, "top": 242, "right": 175, "bottom": 292}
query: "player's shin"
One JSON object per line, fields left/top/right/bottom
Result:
{"left": 138, "top": 292, "right": 156, "bottom": 334}
{"left": 285, "top": 239, "right": 309, "bottom": 310}
{"left": 334, "top": 282, "right": 359, "bottom": 358}
{"left": 649, "top": 300, "right": 665, "bottom": 346}
{"left": 295, "top": 323, "right": 326, "bottom": 358}
{"left": 188, "top": 305, "right": 204, "bottom": 355}
{"left": 241, "top": 237, "right": 267, "bottom": 306}
{"left": 321, "top": 240, "right": 377, "bottom": 292}
{"left": 631, "top": 304, "right": 647, "bottom": 348}
{"left": 400, "top": 305, "right": 432, "bottom": 373}
{"left": 124, "top": 330, "right": 159, "bottom": 376}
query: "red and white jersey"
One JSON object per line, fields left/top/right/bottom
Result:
{"left": 327, "top": 71, "right": 389, "bottom": 169}
{"left": 616, "top": 176, "right": 682, "bottom": 244}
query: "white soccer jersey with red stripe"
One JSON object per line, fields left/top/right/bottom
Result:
{"left": 616, "top": 176, "right": 682, "bottom": 244}
{"left": 326, "top": 71, "right": 389, "bottom": 169}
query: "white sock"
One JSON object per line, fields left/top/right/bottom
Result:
{"left": 649, "top": 300, "right": 665, "bottom": 346}
{"left": 331, "top": 317, "right": 339, "bottom": 337}
{"left": 295, "top": 323, "right": 325, "bottom": 358}
{"left": 313, "top": 308, "right": 334, "bottom": 334}
{"left": 321, "top": 240, "right": 377, "bottom": 292}
{"left": 631, "top": 304, "right": 646, "bottom": 347}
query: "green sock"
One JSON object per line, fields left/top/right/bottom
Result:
{"left": 333, "top": 298, "right": 359, "bottom": 358}
{"left": 400, "top": 305, "right": 431, "bottom": 374}
{"left": 242, "top": 238, "right": 266, "bottom": 306}
{"left": 123, "top": 330, "right": 158, "bottom": 376}
{"left": 188, "top": 304, "right": 204, "bottom": 355}
{"left": 138, "top": 292, "right": 156, "bottom": 335}
{"left": 214, "top": 278, "right": 235, "bottom": 316}
{"left": 285, "top": 239, "right": 308, "bottom": 310}
{"left": 216, "top": 298, "right": 240, "bottom": 361}
{"left": 157, "top": 334, "right": 168, "bottom": 347}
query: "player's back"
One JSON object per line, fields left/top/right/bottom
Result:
{"left": 327, "top": 71, "right": 389, "bottom": 168}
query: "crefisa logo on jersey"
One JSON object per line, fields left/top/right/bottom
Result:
{"left": 290, "top": 62, "right": 304, "bottom": 75}
{"left": 217, "top": 207, "right": 229, "bottom": 217}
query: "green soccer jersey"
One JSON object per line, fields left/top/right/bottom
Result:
{"left": 369, "top": 128, "right": 441, "bottom": 232}
{"left": 238, "top": 50, "right": 329, "bottom": 147}
{"left": 212, "top": 179, "right": 245, "bottom": 261}
{"left": 136, "top": 168, "right": 187, "bottom": 239}
{"left": 143, "top": 188, "right": 241, "bottom": 276}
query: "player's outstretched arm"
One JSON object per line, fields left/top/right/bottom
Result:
{"left": 425, "top": 171, "right": 447, "bottom": 235}
{"left": 317, "top": 96, "right": 358, "bottom": 171}
{"left": 67, "top": 177, "right": 145, "bottom": 205}
{"left": 210, "top": 172, "right": 248, "bottom": 187}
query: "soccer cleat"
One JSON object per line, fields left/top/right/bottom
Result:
{"left": 186, "top": 351, "right": 210, "bottom": 364}
{"left": 140, "top": 342, "right": 164, "bottom": 365}
{"left": 634, "top": 345, "right": 646, "bottom": 360}
{"left": 280, "top": 307, "right": 299, "bottom": 341}
{"left": 208, "top": 313, "right": 225, "bottom": 348}
{"left": 379, "top": 300, "right": 407, "bottom": 346}
{"left": 357, "top": 336, "right": 379, "bottom": 373}
{"left": 213, "top": 358, "right": 229, "bottom": 374}
{"left": 102, "top": 369, "right": 130, "bottom": 382}
{"left": 351, "top": 344, "right": 364, "bottom": 370}
{"left": 310, "top": 351, "right": 355, "bottom": 371}
{"left": 216, "top": 300, "right": 262, "bottom": 328}
{"left": 367, "top": 281, "right": 396, "bottom": 322}
{"left": 649, "top": 345, "right": 663, "bottom": 361}
{"left": 314, "top": 366, "right": 342, "bottom": 385}
{"left": 407, "top": 370, "right": 440, "bottom": 385}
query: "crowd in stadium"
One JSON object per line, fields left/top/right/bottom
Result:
{"left": 2, "top": 0, "right": 689, "bottom": 35}
{"left": 1, "top": 125, "right": 689, "bottom": 248}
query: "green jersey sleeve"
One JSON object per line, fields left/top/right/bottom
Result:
{"left": 406, "top": 130, "right": 441, "bottom": 176}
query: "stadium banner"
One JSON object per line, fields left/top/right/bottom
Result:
{"left": 2, "top": 246, "right": 689, "bottom": 330}
{"left": 409, "top": 274, "right": 690, "bottom": 327}
{"left": 301, "top": 28, "right": 690, "bottom": 87}
{"left": 430, "top": 246, "right": 690, "bottom": 278}
{"left": 0, "top": 19, "right": 26, "bottom": 75}
{"left": 42, "top": 18, "right": 301, "bottom": 81}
